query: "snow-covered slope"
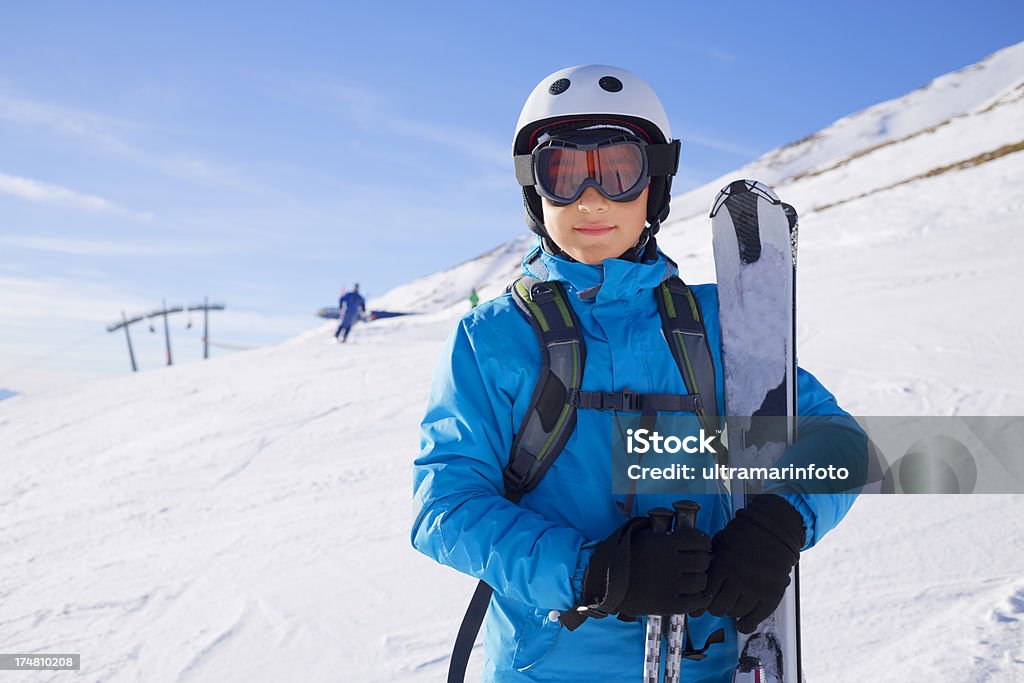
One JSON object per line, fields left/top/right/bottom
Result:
{"left": 2, "top": 43, "right": 1023, "bottom": 682}
{"left": 369, "top": 235, "right": 531, "bottom": 315}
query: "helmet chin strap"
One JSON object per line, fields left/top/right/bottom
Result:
{"left": 540, "top": 235, "right": 568, "bottom": 259}
{"left": 619, "top": 225, "right": 658, "bottom": 262}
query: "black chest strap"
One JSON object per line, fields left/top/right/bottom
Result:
{"left": 573, "top": 389, "right": 699, "bottom": 413}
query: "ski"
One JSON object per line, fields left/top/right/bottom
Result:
{"left": 711, "top": 179, "right": 801, "bottom": 683}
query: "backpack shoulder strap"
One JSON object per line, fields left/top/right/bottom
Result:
{"left": 655, "top": 276, "right": 720, "bottom": 433}
{"left": 503, "top": 276, "right": 586, "bottom": 503}
{"left": 447, "top": 277, "right": 586, "bottom": 683}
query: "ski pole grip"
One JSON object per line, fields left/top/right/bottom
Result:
{"left": 648, "top": 507, "right": 674, "bottom": 535}
{"left": 672, "top": 500, "right": 699, "bottom": 530}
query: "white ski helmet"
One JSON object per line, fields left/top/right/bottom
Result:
{"left": 513, "top": 65, "right": 679, "bottom": 242}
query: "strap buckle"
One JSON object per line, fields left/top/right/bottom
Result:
{"left": 576, "top": 390, "right": 644, "bottom": 412}
{"left": 665, "top": 276, "right": 688, "bottom": 294}
{"left": 529, "top": 282, "right": 555, "bottom": 304}
{"left": 621, "top": 390, "right": 641, "bottom": 412}
{"left": 600, "top": 390, "right": 641, "bottom": 412}
{"left": 502, "top": 448, "right": 536, "bottom": 494}
{"left": 567, "top": 388, "right": 581, "bottom": 408}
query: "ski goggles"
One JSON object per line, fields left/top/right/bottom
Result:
{"left": 515, "top": 133, "right": 680, "bottom": 205}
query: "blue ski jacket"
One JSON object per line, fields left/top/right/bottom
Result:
{"left": 339, "top": 291, "right": 366, "bottom": 326}
{"left": 412, "top": 242, "right": 866, "bottom": 682}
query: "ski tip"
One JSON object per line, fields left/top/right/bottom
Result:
{"left": 709, "top": 179, "right": 781, "bottom": 218}
{"left": 728, "top": 179, "right": 750, "bottom": 195}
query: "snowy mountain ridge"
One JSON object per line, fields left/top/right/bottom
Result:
{"left": 668, "top": 39, "right": 1024, "bottom": 220}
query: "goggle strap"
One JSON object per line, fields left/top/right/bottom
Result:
{"left": 514, "top": 154, "right": 536, "bottom": 186}
{"left": 647, "top": 140, "right": 681, "bottom": 176}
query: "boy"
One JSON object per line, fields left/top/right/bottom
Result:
{"left": 412, "top": 65, "right": 865, "bottom": 682}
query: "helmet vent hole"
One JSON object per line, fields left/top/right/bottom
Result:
{"left": 599, "top": 76, "right": 623, "bottom": 92}
{"left": 548, "top": 78, "right": 571, "bottom": 95}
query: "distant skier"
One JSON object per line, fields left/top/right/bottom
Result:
{"left": 334, "top": 283, "right": 366, "bottom": 343}
{"left": 412, "top": 65, "right": 868, "bottom": 682}
{"left": 468, "top": 288, "right": 479, "bottom": 308}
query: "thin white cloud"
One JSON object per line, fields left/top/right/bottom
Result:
{"left": 709, "top": 48, "right": 738, "bottom": 64}
{"left": 0, "top": 87, "right": 153, "bottom": 144}
{"left": 681, "top": 132, "right": 758, "bottom": 158}
{"left": 0, "top": 170, "right": 154, "bottom": 220}
{"left": 0, "top": 274, "right": 153, "bottom": 325}
{"left": 315, "top": 80, "right": 387, "bottom": 126}
{"left": 667, "top": 39, "right": 738, "bottom": 64}
{"left": 259, "top": 73, "right": 508, "bottom": 168}
{"left": 0, "top": 88, "right": 247, "bottom": 188}
{"left": 388, "top": 118, "right": 508, "bottom": 167}
{"left": 0, "top": 234, "right": 180, "bottom": 256}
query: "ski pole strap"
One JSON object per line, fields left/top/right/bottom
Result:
{"left": 557, "top": 605, "right": 597, "bottom": 631}
{"left": 558, "top": 514, "right": 649, "bottom": 631}
{"left": 681, "top": 627, "right": 726, "bottom": 662}
{"left": 656, "top": 277, "right": 720, "bottom": 434}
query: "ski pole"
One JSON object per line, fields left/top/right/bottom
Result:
{"left": 644, "top": 507, "right": 674, "bottom": 683}
{"left": 664, "top": 500, "right": 700, "bottom": 683}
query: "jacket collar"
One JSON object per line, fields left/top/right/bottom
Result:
{"left": 521, "top": 238, "right": 676, "bottom": 302}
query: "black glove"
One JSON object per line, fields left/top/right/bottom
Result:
{"left": 579, "top": 514, "right": 713, "bottom": 620}
{"left": 697, "top": 494, "right": 805, "bottom": 634}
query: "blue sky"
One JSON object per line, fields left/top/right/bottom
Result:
{"left": 1, "top": 1, "right": 1021, "bottom": 392}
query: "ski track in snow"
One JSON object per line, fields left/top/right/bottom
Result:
{"left": 1, "top": 42, "right": 1024, "bottom": 682}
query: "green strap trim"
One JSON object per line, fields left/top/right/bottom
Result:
{"left": 515, "top": 280, "right": 550, "bottom": 332}
{"left": 661, "top": 283, "right": 677, "bottom": 318}
{"left": 661, "top": 282, "right": 700, "bottom": 321}
{"left": 684, "top": 288, "right": 700, "bottom": 320}
{"left": 515, "top": 279, "right": 576, "bottom": 331}
{"left": 553, "top": 293, "right": 575, "bottom": 329}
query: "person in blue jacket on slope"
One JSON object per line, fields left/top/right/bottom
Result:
{"left": 412, "top": 65, "right": 866, "bottom": 682}
{"left": 335, "top": 283, "right": 366, "bottom": 343}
